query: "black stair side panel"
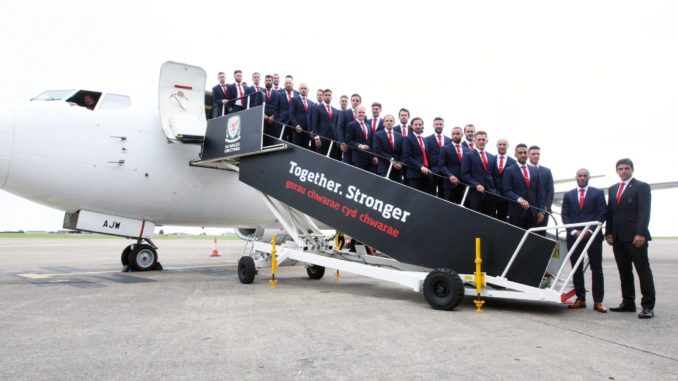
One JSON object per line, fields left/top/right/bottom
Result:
{"left": 239, "top": 144, "right": 556, "bottom": 288}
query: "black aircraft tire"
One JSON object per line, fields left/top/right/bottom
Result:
{"left": 423, "top": 269, "right": 465, "bottom": 310}
{"left": 306, "top": 265, "right": 325, "bottom": 280}
{"left": 121, "top": 245, "right": 134, "bottom": 266}
{"left": 128, "top": 244, "right": 158, "bottom": 272}
{"left": 238, "top": 256, "right": 257, "bottom": 284}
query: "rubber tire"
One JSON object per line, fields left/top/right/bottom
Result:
{"left": 121, "top": 245, "right": 134, "bottom": 266}
{"left": 127, "top": 244, "right": 158, "bottom": 272}
{"left": 423, "top": 268, "right": 465, "bottom": 310}
{"left": 238, "top": 256, "right": 257, "bottom": 284}
{"left": 306, "top": 265, "right": 325, "bottom": 280}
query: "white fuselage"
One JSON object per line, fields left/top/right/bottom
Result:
{"left": 0, "top": 92, "right": 277, "bottom": 228}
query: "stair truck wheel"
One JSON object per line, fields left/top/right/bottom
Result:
{"left": 238, "top": 256, "right": 257, "bottom": 284}
{"left": 128, "top": 244, "right": 158, "bottom": 271}
{"left": 306, "top": 265, "right": 325, "bottom": 280}
{"left": 423, "top": 268, "right": 465, "bottom": 310}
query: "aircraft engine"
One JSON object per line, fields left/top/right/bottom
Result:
{"left": 235, "top": 227, "right": 292, "bottom": 243}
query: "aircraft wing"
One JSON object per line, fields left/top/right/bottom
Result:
{"left": 552, "top": 180, "right": 678, "bottom": 208}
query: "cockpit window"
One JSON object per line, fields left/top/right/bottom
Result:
{"left": 31, "top": 90, "right": 76, "bottom": 101}
{"left": 98, "top": 93, "right": 131, "bottom": 110}
{"left": 66, "top": 90, "right": 102, "bottom": 110}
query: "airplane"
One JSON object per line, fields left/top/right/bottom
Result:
{"left": 1, "top": 61, "right": 675, "bottom": 274}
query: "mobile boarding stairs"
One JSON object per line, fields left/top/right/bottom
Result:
{"left": 191, "top": 105, "right": 602, "bottom": 310}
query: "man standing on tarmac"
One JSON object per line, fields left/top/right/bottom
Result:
{"left": 562, "top": 168, "right": 608, "bottom": 313}
{"left": 605, "top": 158, "right": 655, "bottom": 319}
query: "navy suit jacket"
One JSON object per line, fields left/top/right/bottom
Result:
{"left": 561, "top": 186, "right": 606, "bottom": 240}
{"left": 273, "top": 89, "right": 299, "bottom": 125}
{"left": 502, "top": 163, "right": 542, "bottom": 216}
{"left": 263, "top": 88, "right": 276, "bottom": 118}
{"left": 461, "top": 150, "right": 497, "bottom": 193}
{"left": 402, "top": 134, "right": 432, "bottom": 180}
{"left": 289, "top": 97, "right": 314, "bottom": 132}
{"left": 436, "top": 143, "right": 467, "bottom": 189}
{"left": 394, "top": 124, "right": 411, "bottom": 137}
{"left": 534, "top": 165, "right": 554, "bottom": 211}
{"left": 372, "top": 129, "right": 403, "bottom": 176}
{"left": 493, "top": 155, "right": 517, "bottom": 196}
{"left": 462, "top": 140, "right": 475, "bottom": 151}
{"left": 366, "top": 118, "right": 384, "bottom": 134}
{"left": 605, "top": 178, "right": 652, "bottom": 242}
{"left": 336, "top": 108, "right": 356, "bottom": 143}
{"left": 211, "top": 83, "right": 231, "bottom": 117}
{"left": 345, "top": 120, "right": 373, "bottom": 167}
{"left": 425, "top": 134, "right": 451, "bottom": 174}
{"left": 226, "top": 82, "right": 249, "bottom": 108}
{"left": 310, "top": 103, "right": 338, "bottom": 139}
{"left": 246, "top": 85, "right": 265, "bottom": 108}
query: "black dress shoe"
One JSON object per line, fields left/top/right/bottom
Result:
{"left": 638, "top": 309, "right": 654, "bottom": 319}
{"left": 609, "top": 304, "right": 636, "bottom": 312}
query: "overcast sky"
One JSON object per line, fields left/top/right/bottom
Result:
{"left": 1, "top": 0, "right": 676, "bottom": 235}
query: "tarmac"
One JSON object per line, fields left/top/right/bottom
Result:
{"left": 0, "top": 237, "right": 676, "bottom": 380}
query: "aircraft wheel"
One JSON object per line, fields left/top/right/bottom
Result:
{"left": 238, "top": 256, "right": 257, "bottom": 284}
{"left": 423, "top": 268, "right": 465, "bottom": 310}
{"left": 121, "top": 245, "right": 134, "bottom": 266}
{"left": 306, "top": 265, "right": 325, "bottom": 280}
{"left": 128, "top": 244, "right": 158, "bottom": 271}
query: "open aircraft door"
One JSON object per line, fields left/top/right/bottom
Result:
{"left": 158, "top": 61, "right": 206, "bottom": 143}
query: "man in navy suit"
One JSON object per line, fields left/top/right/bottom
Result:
{"left": 493, "top": 138, "right": 516, "bottom": 221}
{"left": 227, "top": 70, "right": 248, "bottom": 113}
{"left": 461, "top": 131, "right": 497, "bottom": 216}
{"left": 336, "top": 93, "right": 361, "bottom": 164}
{"left": 372, "top": 114, "right": 403, "bottom": 182}
{"left": 262, "top": 75, "right": 279, "bottom": 145}
{"left": 528, "top": 145, "right": 554, "bottom": 235}
{"left": 247, "top": 72, "right": 265, "bottom": 108}
{"left": 402, "top": 117, "right": 435, "bottom": 194}
{"left": 605, "top": 158, "right": 655, "bottom": 319}
{"left": 366, "top": 102, "right": 384, "bottom": 135}
{"left": 345, "top": 105, "right": 375, "bottom": 171}
{"left": 437, "top": 127, "right": 467, "bottom": 204}
{"left": 289, "top": 83, "right": 314, "bottom": 149}
{"left": 562, "top": 168, "right": 608, "bottom": 313}
{"left": 393, "top": 108, "right": 411, "bottom": 137}
{"left": 426, "top": 117, "right": 452, "bottom": 198}
{"left": 502, "top": 144, "right": 544, "bottom": 229}
{"left": 310, "top": 89, "right": 339, "bottom": 158}
{"left": 461, "top": 124, "right": 476, "bottom": 151}
{"left": 273, "top": 77, "right": 299, "bottom": 143}
{"left": 211, "top": 72, "right": 230, "bottom": 118}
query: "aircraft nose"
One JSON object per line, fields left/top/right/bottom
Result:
{"left": 0, "top": 105, "right": 15, "bottom": 188}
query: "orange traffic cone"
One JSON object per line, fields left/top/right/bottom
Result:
{"left": 210, "top": 238, "right": 220, "bottom": 257}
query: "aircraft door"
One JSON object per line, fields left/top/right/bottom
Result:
{"left": 158, "top": 61, "right": 207, "bottom": 142}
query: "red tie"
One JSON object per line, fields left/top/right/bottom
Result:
{"left": 327, "top": 105, "right": 332, "bottom": 119}
{"left": 237, "top": 83, "right": 244, "bottom": 104}
{"left": 498, "top": 156, "right": 505, "bottom": 174}
{"left": 388, "top": 130, "right": 394, "bottom": 150}
{"left": 579, "top": 188, "right": 586, "bottom": 209}
{"left": 266, "top": 89, "right": 271, "bottom": 99}
{"left": 403, "top": 125, "right": 408, "bottom": 136}
{"left": 352, "top": 110, "right": 356, "bottom": 120}
{"left": 221, "top": 85, "right": 227, "bottom": 96}
{"left": 616, "top": 182, "right": 625, "bottom": 205}
{"left": 521, "top": 165, "right": 530, "bottom": 187}
{"left": 302, "top": 97, "right": 307, "bottom": 111}
{"left": 287, "top": 91, "right": 291, "bottom": 102}
{"left": 479, "top": 151, "right": 488, "bottom": 171}
{"left": 360, "top": 121, "right": 367, "bottom": 139}
{"left": 469, "top": 142, "right": 474, "bottom": 150}
{"left": 418, "top": 135, "right": 429, "bottom": 168}
{"left": 455, "top": 144, "right": 462, "bottom": 161}
{"left": 437, "top": 134, "right": 443, "bottom": 148}
{"left": 372, "top": 119, "right": 377, "bottom": 133}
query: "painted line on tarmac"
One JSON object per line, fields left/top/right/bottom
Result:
{"left": 16, "top": 263, "right": 237, "bottom": 279}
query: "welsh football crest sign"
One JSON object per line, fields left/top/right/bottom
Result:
{"left": 225, "top": 115, "right": 241, "bottom": 143}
